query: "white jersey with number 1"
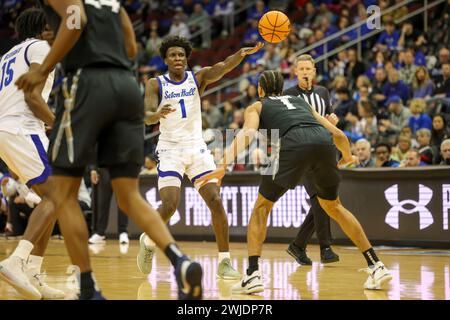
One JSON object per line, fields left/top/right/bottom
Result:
{"left": 155, "top": 71, "right": 217, "bottom": 190}
{"left": 156, "top": 71, "right": 203, "bottom": 149}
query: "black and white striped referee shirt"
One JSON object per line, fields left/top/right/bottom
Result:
{"left": 283, "top": 84, "right": 332, "bottom": 117}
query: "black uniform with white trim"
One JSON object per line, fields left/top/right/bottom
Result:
{"left": 38, "top": 0, "right": 144, "bottom": 177}
{"left": 283, "top": 84, "right": 335, "bottom": 250}
{"left": 258, "top": 96, "right": 340, "bottom": 203}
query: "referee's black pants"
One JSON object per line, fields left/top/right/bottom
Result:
{"left": 293, "top": 174, "right": 332, "bottom": 249}
{"left": 93, "top": 167, "right": 128, "bottom": 236}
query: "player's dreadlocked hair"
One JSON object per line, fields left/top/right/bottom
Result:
{"left": 259, "top": 70, "right": 284, "bottom": 96}
{"left": 159, "top": 36, "right": 193, "bottom": 59}
{"left": 15, "top": 8, "right": 47, "bottom": 42}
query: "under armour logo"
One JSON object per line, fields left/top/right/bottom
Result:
{"left": 384, "top": 184, "right": 433, "bottom": 230}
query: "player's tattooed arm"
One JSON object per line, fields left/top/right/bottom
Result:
{"left": 195, "top": 42, "right": 264, "bottom": 94}
{"left": 23, "top": 63, "right": 55, "bottom": 127}
{"left": 16, "top": 0, "right": 87, "bottom": 92}
{"left": 119, "top": 7, "right": 137, "bottom": 60}
{"left": 144, "top": 78, "right": 175, "bottom": 125}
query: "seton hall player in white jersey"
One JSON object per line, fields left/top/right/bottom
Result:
{"left": 140, "top": 36, "right": 263, "bottom": 279}
{"left": 0, "top": 8, "right": 65, "bottom": 299}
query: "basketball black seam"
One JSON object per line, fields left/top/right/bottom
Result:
{"left": 271, "top": 13, "right": 279, "bottom": 43}
{"left": 259, "top": 25, "right": 290, "bottom": 34}
{"left": 272, "top": 33, "right": 282, "bottom": 41}
{"left": 275, "top": 17, "right": 289, "bottom": 28}
{"left": 265, "top": 13, "right": 275, "bottom": 28}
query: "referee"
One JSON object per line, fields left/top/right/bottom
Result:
{"left": 283, "top": 54, "right": 339, "bottom": 265}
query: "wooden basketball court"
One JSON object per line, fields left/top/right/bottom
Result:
{"left": 0, "top": 239, "right": 449, "bottom": 300}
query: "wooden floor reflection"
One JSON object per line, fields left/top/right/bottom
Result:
{"left": 0, "top": 239, "right": 449, "bottom": 300}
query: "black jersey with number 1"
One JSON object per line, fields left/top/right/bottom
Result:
{"left": 259, "top": 95, "right": 322, "bottom": 137}
{"left": 37, "top": 0, "right": 131, "bottom": 72}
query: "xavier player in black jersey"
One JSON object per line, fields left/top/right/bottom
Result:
{"left": 283, "top": 54, "right": 339, "bottom": 265}
{"left": 13, "top": 0, "right": 202, "bottom": 300}
{"left": 198, "top": 70, "right": 392, "bottom": 294}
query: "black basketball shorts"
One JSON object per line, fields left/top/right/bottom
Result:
{"left": 48, "top": 67, "right": 144, "bottom": 178}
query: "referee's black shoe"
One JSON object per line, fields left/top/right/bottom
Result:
{"left": 320, "top": 247, "right": 340, "bottom": 264}
{"left": 287, "top": 243, "right": 312, "bottom": 265}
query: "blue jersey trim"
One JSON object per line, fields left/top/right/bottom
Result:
{"left": 26, "top": 134, "right": 51, "bottom": 187}
{"left": 157, "top": 166, "right": 183, "bottom": 181}
{"left": 191, "top": 170, "right": 213, "bottom": 184}
{"left": 24, "top": 40, "right": 41, "bottom": 67}
{"left": 191, "top": 71, "right": 202, "bottom": 95}
{"left": 163, "top": 72, "right": 188, "bottom": 85}
{"left": 156, "top": 76, "right": 163, "bottom": 106}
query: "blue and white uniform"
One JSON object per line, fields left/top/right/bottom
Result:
{"left": 0, "top": 38, "right": 55, "bottom": 186}
{"left": 156, "top": 71, "right": 217, "bottom": 190}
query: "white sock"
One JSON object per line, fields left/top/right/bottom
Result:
{"left": 218, "top": 252, "right": 230, "bottom": 263}
{"left": 11, "top": 240, "right": 34, "bottom": 260}
{"left": 27, "top": 255, "right": 44, "bottom": 274}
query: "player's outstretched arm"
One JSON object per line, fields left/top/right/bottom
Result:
{"left": 23, "top": 64, "right": 55, "bottom": 127}
{"left": 15, "top": 0, "right": 87, "bottom": 92}
{"left": 119, "top": 7, "right": 137, "bottom": 60}
{"left": 144, "top": 78, "right": 175, "bottom": 125}
{"left": 196, "top": 102, "right": 262, "bottom": 186}
{"left": 195, "top": 42, "right": 264, "bottom": 93}
{"left": 220, "top": 102, "right": 261, "bottom": 166}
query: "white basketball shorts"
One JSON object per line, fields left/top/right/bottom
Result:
{"left": 0, "top": 130, "right": 50, "bottom": 186}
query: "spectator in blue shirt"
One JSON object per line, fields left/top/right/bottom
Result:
{"left": 243, "top": 19, "right": 263, "bottom": 46}
{"left": 333, "top": 16, "right": 357, "bottom": 47}
{"left": 376, "top": 21, "right": 400, "bottom": 51}
{"left": 408, "top": 98, "right": 432, "bottom": 134}
{"left": 247, "top": 0, "right": 268, "bottom": 22}
{"left": 318, "top": 16, "right": 338, "bottom": 37}
{"left": 382, "top": 69, "right": 410, "bottom": 104}
{"left": 366, "top": 51, "right": 386, "bottom": 79}
{"left": 203, "top": 0, "right": 218, "bottom": 16}
{"left": 412, "top": 66, "right": 434, "bottom": 98}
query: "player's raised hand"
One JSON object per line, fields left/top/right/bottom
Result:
{"left": 241, "top": 42, "right": 264, "bottom": 57}
{"left": 15, "top": 68, "right": 48, "bottom": 93}
{"left": 338, "top": 155, "right": 359, "bottom": 169}
{"left": 158, "top": 104, "right": 176, "bottom": 119}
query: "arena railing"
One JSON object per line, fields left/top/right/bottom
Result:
{"left": 302, "top": 0, "right": 446, "bottom": 73}
{"left": 185, "top": 0, "right": 259, "bottom": 46}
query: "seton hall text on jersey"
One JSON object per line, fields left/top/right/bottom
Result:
{"left": 164, "top": 87, "right": 196, "bottom": 100}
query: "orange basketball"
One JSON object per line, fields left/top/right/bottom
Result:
{"left": 258, "top": 11, "right": 291, "bottom": 43}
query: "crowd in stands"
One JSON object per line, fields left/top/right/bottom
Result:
{"left": 1, "top": 0, "right": 450, "bottom": 172}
